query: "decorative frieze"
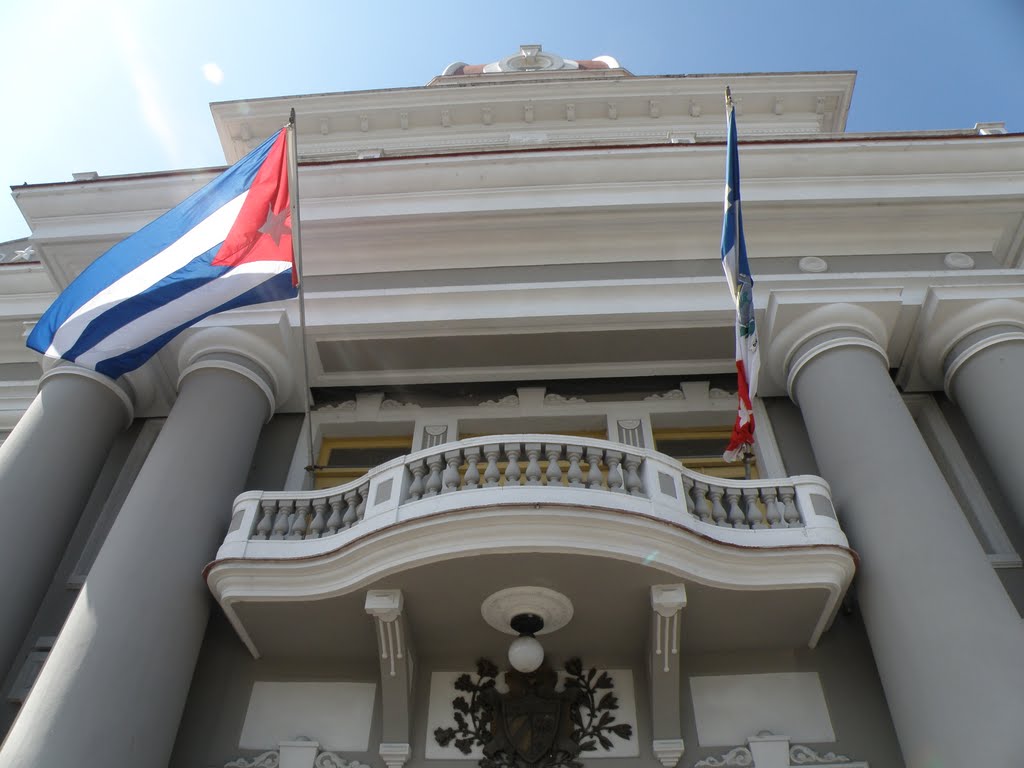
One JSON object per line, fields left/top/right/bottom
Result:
{"left": 693, "top": 736, "right": 864, "bottom": 768}
{"left": 225, "top": 741, "right": 372, "bottom": 768}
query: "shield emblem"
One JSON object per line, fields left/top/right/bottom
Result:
{"left": 501, "top": 695, "right": 562, "bottom": 765}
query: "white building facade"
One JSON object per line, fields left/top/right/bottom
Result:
{"left": 0, "top": 47, "right": 1023, "bottom": 768}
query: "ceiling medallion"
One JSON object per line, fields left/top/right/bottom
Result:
{"left": 481, "top": 587, "right": 574, "bottom": 636}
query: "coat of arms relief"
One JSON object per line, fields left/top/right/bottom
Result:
{"left": 433, "top": 658, "right": 634, "bottom": 768}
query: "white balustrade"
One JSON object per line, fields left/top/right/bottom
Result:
{"left": 217, "top": 434, "right": 843, "bottom": 559}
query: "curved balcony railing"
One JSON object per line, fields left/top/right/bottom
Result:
{"left": 216, "top": 434, "right": 846, "bottom": 562}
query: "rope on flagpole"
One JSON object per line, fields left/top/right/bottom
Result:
{"left": 286, "top": 109, "right": 322, "bottom": 476}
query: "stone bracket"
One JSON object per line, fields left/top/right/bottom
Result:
{"left": 651, "top": 584, "right": 686, "bottom": 673}
{"left": 648, "top": 584, "right": 687, "bottom": 757}
{"left": 365, "top": 590, "right": 413, "bottom": 747}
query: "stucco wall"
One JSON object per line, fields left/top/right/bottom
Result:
{"left": 680, "top": 612, "right": 903, "bottom": 766}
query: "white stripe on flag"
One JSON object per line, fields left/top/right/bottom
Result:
{"left": 46, "top": 191, "right": 249, "bottom": 356}
{"left": 73, "top": 260, "right": 292, "bottom": 369}
{"left": 721, "top": 244, "right": 738, "bottom": 300}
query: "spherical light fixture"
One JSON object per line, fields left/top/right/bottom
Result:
{"left": 507, "top": 613, "right": 545, "bottom": 673}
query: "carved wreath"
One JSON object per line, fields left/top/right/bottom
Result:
{"left": 433, "top": 657, "right": 633, "bottom": 768}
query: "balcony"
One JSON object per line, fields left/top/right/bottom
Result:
{"left": 207, "top": 435, "right": 855, "bottom": 660}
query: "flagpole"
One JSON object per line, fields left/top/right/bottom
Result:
{"left": 731, "top": 90, "right": 753, "bottom": 482}
{"left": 732, "top": 90, "right": 753, "bottom": 480}
{"left": 286, "top": 109, "right": 320, "bottom": 476}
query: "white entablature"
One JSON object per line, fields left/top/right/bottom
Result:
{"left": 210, "top": 69, "right": 856, "bottom": 163}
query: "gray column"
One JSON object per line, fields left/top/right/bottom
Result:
{"left": 0, "top": 359, "right": 272, "bottom": 768}
{"left": 944, "top": 325, "right": 1024, "bottom": 531}
{"left": 0, "top": 366, "right": 131, "bottom": 685}
{"left": 788, "top": 332, "right": 1024, "bottom": 767}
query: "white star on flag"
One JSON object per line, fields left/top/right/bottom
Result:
{"left": 258, "top": 205, "right": 291, "bottom": 246}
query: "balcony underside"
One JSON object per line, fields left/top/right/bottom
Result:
{"left": 207, "top": 504, "right": 855, "bottom": 660}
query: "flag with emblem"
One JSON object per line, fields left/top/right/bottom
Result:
{"left": 721, "top": 88, "right": 760, "bottom": 463}
{"left": 27, "top": 127, "right": 297, "bottom": 380}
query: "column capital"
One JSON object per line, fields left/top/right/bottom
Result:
{"left": 943, "top": 323, "right": 1024, "bottom": 398}
{"left": 175, "top": 327, "right": 294, "bottom": 420}
{"left": 760, "top": 289, "right": 901, "bottom": 398}
{"left": 897, "top": 285, "right": 1024, "bottom": 392}
{"left": 785, "top": 328, "right": 888, "bottom": 402}
{"left": 38, "top": 363, "right": 134, "bottom": 428}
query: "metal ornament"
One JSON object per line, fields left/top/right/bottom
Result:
{"left": 482, "top": 666, "right": 580, "bottom": 768}
{"left": 433, "top": 658, "right": 633, "bottom": 768}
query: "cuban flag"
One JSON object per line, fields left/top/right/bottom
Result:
{"left": 27, "top": 128, "right": 297, "bottom": 380}
{"left": 720, "top": 90, "right": 761, "bottom": 463}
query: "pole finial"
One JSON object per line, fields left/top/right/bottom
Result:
{"left": 289, "top": 108, "right": 296, "bottom": 127}
{"left": 725, "top": 86, "right": 733, "bottom": 109}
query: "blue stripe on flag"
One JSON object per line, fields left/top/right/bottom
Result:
{"left": 61, "top": 247, "right": 227, "bottom": 361}
{"left": 720, "top": 107, "right": 749, "bottom": 279}
{"left": 26, "top": 131, "right": 281, "bottom": 354}
{"left": 94, "top": 270, "right": 297, "bottom": 380}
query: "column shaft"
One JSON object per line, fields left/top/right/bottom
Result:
{"left": 946, "top": 335, "right": 1024, "bottom": 531}
{"left": 792, "top": 343, "right": 1024, "bottom": 767}
{"left": 0, "top": 366, "right": 268, "bottom": 768}
{"left": 0, "top": 370, "right": 128, "bottom": 685}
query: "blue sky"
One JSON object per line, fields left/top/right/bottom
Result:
{"left": 2, "top": 0, "right": 1022, "bottom": 241}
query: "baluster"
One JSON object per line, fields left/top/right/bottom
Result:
{"left": 762, "top": 486, "right": 783, "bottom": 528}
{"left": 780, "top": 486, "right": 801, "bottom": 526}
{"left": 326, "top": 495, "right": 344, "bottom": 535}
{"left": 744, "top": 489, "right": 763, "bottom": 529}
{"left": 585, "top": 447, "right": 604, "bottom": 489}
{"left": 682, "top": 476, "right": 696, "bottom": 515}
{"left": 255, "top": 499, "right": 275, "bottom": 539}
{"left": 504, "top": 444, "right": 522, "bottom": 486}
{"left": 707, "top": 486, "right": 726, "bottom": 525}
{"left": 290, "top": 499, "right": 310, "bottom": 539}
{"left": 309, "top": 499, "right": 327, "bottom": 539}
{"left": 342, "top": 489, "right": 359, "bottom": 528}
{"left": 624, "top": 454, "right": 643, "bottom": 496}
{"left": 356, "top": 482, "right": 369, "bottom": 522}
{"left": 407, "top": 460, "right": 426, "bottom": 501}
{"left": 545, "top": 444, "right": 563, "bottom": 486}
{"left": 605, "top": 450, "right": 624, "bottom": 492}
{"left": 442, "top": 450, "right": 462, "bottom": 493}
{"left": 483, "top": 445, "right": 501, "bottom": 486}
{"left": 463, "top": 446, "right": 482, "bottom": 489}
{"left": 566, "top": 445, "right": 584, "bottom": 487}
{"left": 692, "top": 482, "right": 712, "bottom": 522}
{"left": 424, "top": 454, "right": 444, "bottom": 497}
{"left": 271, "top": 500, "right": 292, "bottom": 539}
{"left": 524, "top": 444, "right": 543, "bottom": 485}
{"left": 725, "top": 489, "right": 745, "bottom": 527}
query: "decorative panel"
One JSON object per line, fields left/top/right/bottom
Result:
{"left": 240, "top": 681, "right": 377, "bottom": 752}
{"left": 689, "top": 672, "right": 834, "bottom": 747}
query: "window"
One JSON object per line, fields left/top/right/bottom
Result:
{"left": 653, "top": 428, "right": 759, "bottom": 480}
{"left": 313, "top": 435, "right": 413, "bottom": 490}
